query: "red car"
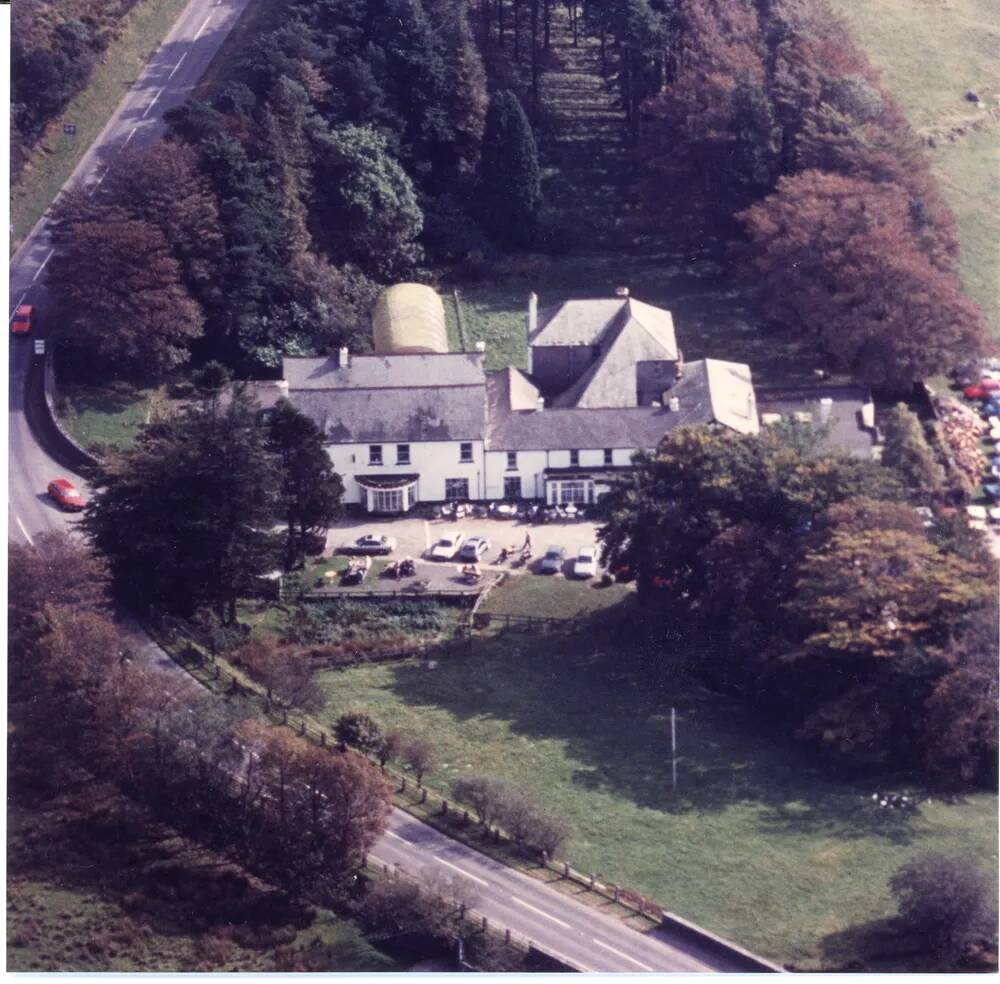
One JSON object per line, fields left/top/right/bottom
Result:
{"left": 964, "top": 385, "right": 988, "bottom": 400}
{"left": 47, "top": 478, "right": 87, "bottom": 512}
{"left": 981, "top": 378, "right": 1000, "bottom": 392}
{"left": 11, "top": 304, "right": 35, "bottom": 335}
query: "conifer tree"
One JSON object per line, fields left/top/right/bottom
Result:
{"left": 477, "top": 90, "right": 542, "bottom": 247}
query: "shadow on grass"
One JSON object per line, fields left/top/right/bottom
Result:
{"left": 384, "top": 606, "right": 935, "bottom": 845}
{"left": 62, "top": 379, "right": 148, "bottom": 416}
{"left": 818, "top": 915, "right": 930, "bottom": 973}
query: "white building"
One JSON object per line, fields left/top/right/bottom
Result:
{"left": 256, "top": 285, "right": 766, "bottom": 513}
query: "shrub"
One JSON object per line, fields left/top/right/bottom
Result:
{"left": 335, "top": 712, "right": 383, "bottom": 756}
{"left": 890, "top": 852, "right": 997, "bottom": 962}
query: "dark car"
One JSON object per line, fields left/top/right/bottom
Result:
{"left": 47, "top": 478, "right": 86, "bottom": 511}
{"left": 539, "top": 545, "right": 567, "bottom": 574}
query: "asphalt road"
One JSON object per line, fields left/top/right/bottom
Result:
{"left": 5, "top": 2, "right": 757, "bottom": 971}
{"left": 7, "top": 0, "right": 254, "bottom": 547}
{"left": 374, "top": 809, "right": 749, "bottom": 973}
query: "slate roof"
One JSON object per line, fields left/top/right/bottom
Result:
{"left": 283, "top": 352, "right": 486, "bottom": 444}
{"left": 532, "top": 297, "right": 678, "bottom": 358}
{"left": 755, "top": 384, "right": 877, "bottom": 458}
{"left": 283, "top": 353, "right": 485, "bottom": 390}
{"left": 486, "top": 362, "right": 718, "bottom": 451}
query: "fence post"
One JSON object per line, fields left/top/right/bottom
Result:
{"left": 362, "top": 854, "right": 367, "bottom": 869}
{"left": 400, "top": 778, "right": 407, "bottom": 793}
{"left": 441, "top": 799, "right": 448, "bottom": 815}
{"left": 482, "top": 916, "right": 488, "bottom": 932}
{"left": 612, "top": 885, "right": 620, "bottom": 903}
{"left": 463, "top": 810, "right": 470, "bottom": 825}
{"left": 299, "top": 720, "right": 305, "bottom": 735}
{"left": 638, "top": 898, "right": 645, "bottom": 916}
{"left": 589, "top": 873, "right": 596, "bottom": 890}
{"left": 563, "top": 862, "right": 570, "bottom": 878}
{"left": 320, "top": 732, "right": 326, "bottom": 747}
{"left": 213, "top": 664, "right": 220, "bottom": 680}
{"left": 505, "top": 928, "right": 511, "bottom": 944}
{"left": 421, "top": 788, "right": 427, "bottom": 804}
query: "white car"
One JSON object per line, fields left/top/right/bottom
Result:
{"left": 431, "top": 530, "right": 465, "bottom": 561}
{"left": 342, "top": 532, "right": 397, "bottom": 555}
{"left": 573, "top": 544, "right": 601, "bottom": 579}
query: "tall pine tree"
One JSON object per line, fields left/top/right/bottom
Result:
{"left": 477, "top": 90, "right": 542, "bottom": 248}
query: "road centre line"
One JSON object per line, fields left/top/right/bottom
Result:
{"left": 167, "top": 52, "right": 188, "bottom": 80}
{"left": 592, "top": 937, "right": 656, "bottom": 971}
{"left": 90, "top": 168, "right": 109, "bottom": 196}
{"left": 16, "top": 517, "right": 35, "bottom": 547}
{"left": 386, "top": 830, "right": 413, "bottom": 846}
{"left": 141, "top": 88, "right": 163, "bottom": 118}
{"left": 32, "top": 248, "right": 55, "bottom": 282}
{"left": 510, "top": 894, "right": 571, "bottom": 929}
{"left": 124, "top": 127, "right": 138, "bottom": 145}
{"left": 433, "top": 856, "right": 489, "bottom": 887}
{"left": 194, "top": 14, "right": 212, "bottom": 39}
{"left": 9, "top": 293, "right": 27, "bottom": 322}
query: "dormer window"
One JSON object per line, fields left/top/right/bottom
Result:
{"left": 570, "top": 450, "right": 580, "bottom": 467}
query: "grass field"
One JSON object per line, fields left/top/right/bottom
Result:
{"left": 479, "top": 570, "right": 635, "bottom": 619}
{"left": 315, "top": 621, "right": 997, "bottom": 969}
{"left": 57, "top": 380, "right": 155, "bottom": 452}
{"left": 10, "top": 0, "right": 193, "bottom": 254}
{"left": 828, "top": 0, "right": 1000, "bottom": 338}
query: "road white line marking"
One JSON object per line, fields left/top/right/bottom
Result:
{"left": 89, "top": 168, "right": 110, "bottom": 196}
{"left": 141, "top": 88, "right": 163, "bottom": 118}
{"left": 124, "top": 127, "right": 138, "bottom": 145}
{"left": 423, "top": 520, "right": 431, "bottom": 550}
{"left": 167, "top": 52, "right": 188, "bottom": 80}
{"left": 540, "top": 944, "right": 595, "bottom": 973}
{"left": 592, "top": 937, "right": 656, "bottom": 971}
{"left": 194, "top": 14, "right": 212, "bottom": 39}
{"left": 386, "top": 830, "right": 413, "bottom": 846}
{"left": 32, "top": 248, "right": 55, "bottom": 282}
{"left": 510, "top": 895, "right": 571, "bottom": 929}
{"left": 16, "top": 517, "right": 35, "bottom": 547}
{"left": 9, "top": 292, "right": 27, "bottom": 322}
{"left": 433, "top": 856, "right": 489, "bottom": 887}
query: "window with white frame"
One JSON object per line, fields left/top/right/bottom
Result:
{"left": 506, "top": 451, "right": 517, "bottom": 470}
{"left": 603, "top": 448, "right": 613, "bottom": 466}
{"left": 445, "top": 478, "right": 469, "bottom": 500}
{"left": 396, "top": 444, "right": 411, "bottom": 465}
{"left": 569, "top": 449, "right": 580, "bottom": 467}
{"left": 459, "top": 442, "right": 473, "bottom": 463}
{"left": 558, "top": 480, "right": 588, "bottom": 504}
{"left": 372, "top": 488, "right": 404, "bottom": 512}
{"left": 503, "top": 475, "right": 521, "bottom": 500}
{"left": 369, "top": 444, "right": 383, "bottom": 465}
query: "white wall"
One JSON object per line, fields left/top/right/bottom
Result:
{"left": 327, "top": 439, "right": 485, "bottom": 505}
{"left": 484, "top": 450, "right": 548, "bottom": 500}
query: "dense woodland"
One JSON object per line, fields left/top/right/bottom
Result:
{"left": 38, "top": 0, "right": 988, "bottom": 388}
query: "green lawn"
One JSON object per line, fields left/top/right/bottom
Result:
{"left": 479, "top": 571, "right": 635, "bottom": 619}
{"left": 11, "top": 0, "right": 193, "bottom": 253}
{"left": 828, "top": 0, "right": 1000, "bottom": 339}
{"left": 57, "top": 380, "right": 155, "bottom": 452}
{"left": 315, "top": 628, "right": 997, "bottom": 969}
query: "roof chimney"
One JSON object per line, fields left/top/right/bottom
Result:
{"left": 615, "top": 285, "right": 630, "bottom": 297}
{"left": 338, "top": 346, "right": 350, "bottom": 368}
{"left": 535, "top": 396, "right": 545, "bottom": 412}
{"left": 528, "top": 292, "right": 538, "bottom": 338}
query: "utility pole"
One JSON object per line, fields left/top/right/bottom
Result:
{"left": 671, "top": 706, "right": 677, "bottom": 792}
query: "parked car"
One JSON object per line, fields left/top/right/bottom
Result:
{"left": 10, "top": 304, "right": 35, "bottom": 335}
{"left": 539, "top": 544, "right": 567, "bottom": 574}
{"left": 430, "top": 531, "right": 465, "bottom": 560}
{"left": 47, "top": 478, "right": 86, "bottom": 511}
{"left": 982, "top": 400, "right": 1000, "bottom": 417}
{"left": 458, "top": 536, "right": 490, "bottom": 562}
{"left": 983, "top": 484, "right": 1000, "bottom": 500}
{"left": 572, "top": 544, "right": 600, "bottom": 578}
{"left": 981, "top": 378, "right": 1000, "bottom": 392}
{"left": 965, "top": 385, "right": 989, "bottom": 400}
{"left": 913, "top": 506, "right": 935, "bottom": 528}
{"left": 341, "top": 532, "right": 396, "bottom": 555}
